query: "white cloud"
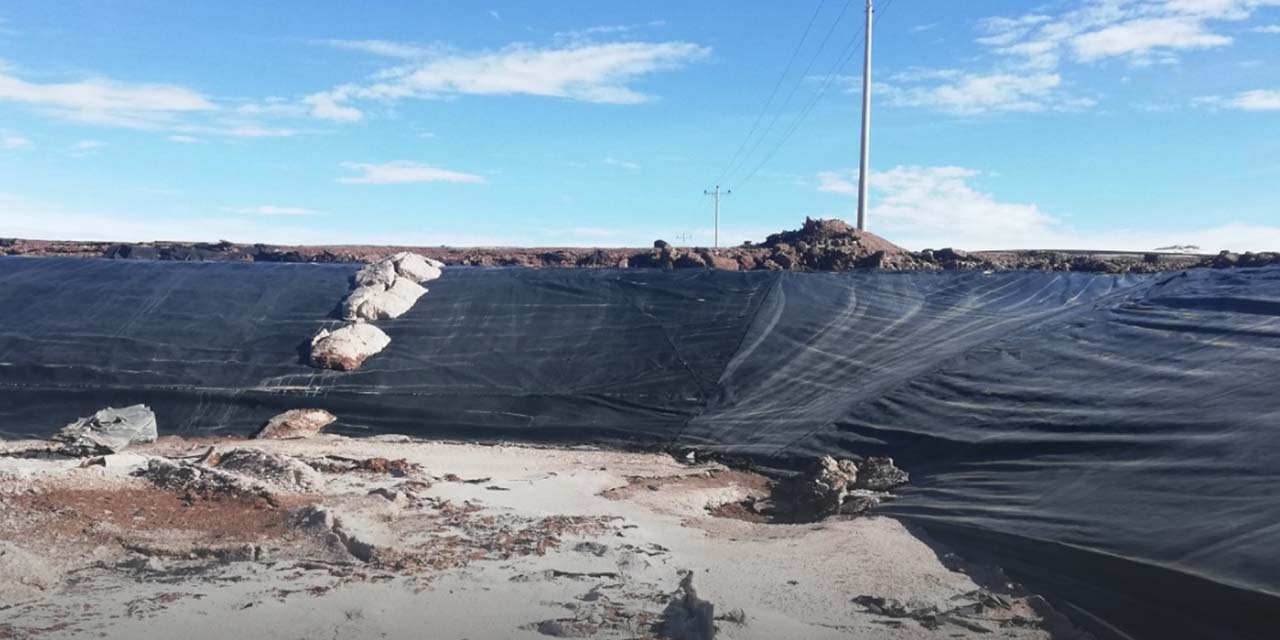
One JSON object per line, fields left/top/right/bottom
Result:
{"left": 337, "top": 161, "right": 486, "bottom": 185}
{"left": 820, "top": 166, "right": 1055, "bottom": 242}
{"left": 226, "top": 205, "right": 322, "bottom": 216}
{"left": 979, "top": 0, "right": 1280, "bottom": 68}
{"left": 882, "top": 72, "right": 1078, "bottom": 114}
{"left": 0, "top": 66, "right": 305, "bottom": 138}
{"left": 1197, "top": 88, "right": 1280, "bottom": 109}
{"left": 167, "top": 135, "right": 202, "bottom": 143}
{"left": 553, "top": 21, "right": 667, "bottom": 43}
{"left": 0, "top": 191, "right": 525, "bottom": 246}
{"left": 1071, "top": 16, "right": 1232, "bottom": 61}
{"left": 173, "top": 123, "right": 299, "bottom": 138}
{"left": 602, "top": 156, "right": 640, "bottom": 170}
{"left": 67, "top": 139, "right": 107, "bottom": 157}
{"left": 892, "top": 1, "right": 1280, "bottom": 115}
{"left": 317, "top": 39, "right": 436, "bottom": 59}
{"left": 302, "top": 92, "right": 363, "bottom": 122}
{"left": 1252, "top": 24, "right": 1280, "bottom": 32}
{"left": 817, "top": 165, "right": 1280, "bottom": 252}
{"left": 304, "top": 41, "right": 710, "bottom": 121}
{"left": 1, "top": 132, "right": 31, "bottom": 149}
{"left": 0, "top": 71, "right": 214, "bottom": 125}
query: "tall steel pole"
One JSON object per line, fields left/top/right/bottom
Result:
{"left": 856, "top": 0, "right": 873, "bottom": 232}
{"left": 704, "top": 185, "right": 731, "bottom": 248}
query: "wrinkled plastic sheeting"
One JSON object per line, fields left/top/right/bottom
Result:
{"left": 56, "top": 404, "right": 157, "bottom": 452}
{"left": 1, "top": 257, "right": 1279, "bottom": 638}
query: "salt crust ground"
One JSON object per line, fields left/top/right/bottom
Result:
{"left": 0, "top": 436, "right": 1084, "bottom": 640}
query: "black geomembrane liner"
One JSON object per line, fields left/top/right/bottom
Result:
{"left": 2, "top": 256, "right": 1277, "bottom": 639}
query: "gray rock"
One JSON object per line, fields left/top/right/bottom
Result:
{"left": 353, "top": 260, "right": 397, "bottom": 288}
{"left": 342, "top": 278, "right": 427, "bottom": 321}
{"left": 55, "top": 404, "right": 157, "bottom": 454}
{"left": 390, "top": 252, "right": 443, "bottom": 283}
{"left": 310, "top": 323, "right": 391, "bottom": 371}
{"left": 254, "top": 408, "right": 337, "bottom": 440}
{"left": 777, "top": 456, "right": 859, "bottom": 521}
{"left": 854, "top": 457, "right": 910, "bottom": 492}
{"left": 215, "top": 448, "right": 325, "bottom": 492}
{"left": 134, "top": 458, "right": 274, "bottom": 504}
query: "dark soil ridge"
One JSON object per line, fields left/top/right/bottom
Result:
{"left": 3, "top": 218, "right": 1274, "bottom": 274}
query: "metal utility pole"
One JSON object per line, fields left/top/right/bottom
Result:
{"left": 856, "top": 0, "right": 873, "bottom": 232}
{"left": 703, "top": 185, "right": 731, "bottom": 249}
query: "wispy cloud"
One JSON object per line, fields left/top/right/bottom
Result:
{"left": 67, "top": 139, "right": 107, "bottom": 157}
{"left": 337, "top": 161, "right": 486, "bottom": 185}
{"left": 0, "top": 65, "right": 306, "bottom": 138}
{"left": 304, "top": 40, "right": 710, "bottom": 121}
{"left": 978, "top": 0, "right": 1278, "bottom": 68}
{"left": 1195, "top": 89, "right": 1280, "bottom": 110}
{"left": 1251, "top": 24, "right": 1280, "bottom": 33}
{"left": 315, "top": 39, "right": 437, "bottom": 59}
{"left": 892, "top": 1, "right": 1280, "bottom": 115}
{"left": 553, "top": 20, "right": 667, "bottom": 43}
{"left": 1, "top": 131, "right": 31, "bottom": 149}
{"left": 0, "top": 71, "right": 214, "bottom": 126}
{"left": 602, "top": 156, "right": 640, "bottom": 170}
{"left": 879, "top": 71, "right": 1095, "bottom": 114}
{"left": 226, "top": 205, "right": 323, "bottom": 216}
{"left": 167, "top": 134, "right": 203, "bottom": 143}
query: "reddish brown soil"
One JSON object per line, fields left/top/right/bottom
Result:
{"left": 0, "top": 486, "right": 312, "bottom": 549}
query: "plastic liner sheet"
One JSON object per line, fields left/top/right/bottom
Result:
{"left": 1, "top": 256, "right": 1278, "bottom": 639}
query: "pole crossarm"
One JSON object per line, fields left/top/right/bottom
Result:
{"left": 703, "top": 186, "right": 732, "bottom": 249}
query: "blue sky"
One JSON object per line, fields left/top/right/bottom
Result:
{"left": 0, "top": 0, "right": 1277, "bottom": 250}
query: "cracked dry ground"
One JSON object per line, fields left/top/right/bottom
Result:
{"left": 0, "top": 436, "right": 1088, "bottom": 640}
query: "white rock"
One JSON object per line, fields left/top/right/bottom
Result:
{"left": 342, "top": 279, "right": 427, "bottom": 321}
{"left": 353, "top": 260, "right": 397, "bottom": 289}
{"left": 310, "top": 323, "right": 391, "bottom": 371}
{"left": 255, "top": 409, "right": 337, "bottom": 440}
{"left": 0, "top": 542, "right": 57, "bottom": 601}
{"left": 391, "top": 252, "right": 443, "bottom": 283}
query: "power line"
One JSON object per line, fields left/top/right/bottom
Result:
{"left": 732, "top": 0, "right": 898, "bottom": 191}
{"left": 712, "top": 0, "right": 828, "bottom": 186}
{"left": 719, "top": 0, "right": 856, "bottom": 186}
{"left": 703, "top": 185, "right": 732, "bottom": 249}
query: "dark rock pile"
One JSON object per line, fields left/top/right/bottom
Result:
{"left": 4, "top": 218, "right": 1278, "bottom": 274}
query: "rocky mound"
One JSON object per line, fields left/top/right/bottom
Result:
{"left": 5, "top": 219, "right": 1277, "bottom": 274}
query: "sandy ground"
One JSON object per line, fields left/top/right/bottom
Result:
{"left": 0, "top": 435, "right": 1088, "bottom": 640}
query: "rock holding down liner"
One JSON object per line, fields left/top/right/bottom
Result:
{"left": 310, "top": 323, "right": 391, "bottom": 371}
{"left": 341, "top": 253, "right": 439, "bottom": 321}
{"left": 55, "top": 404, "right": 158, "bottom": 454}
{"left": 342, "top": 278, "right": 427, "bottom": 321}
{"left": 390, "top": 251, "right": 442, "bottom": 283}
{"left": 352, "top": 259, "right": 398, "bottom": 289}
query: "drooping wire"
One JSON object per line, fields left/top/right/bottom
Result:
{"left": 711, "top": 0, "right": 828, "bottom": 187}
{"left": 717, "top": 0, "right": 856, "bottom": 186}
{"left": 731, "top": 0, "right": 898, "bottom": 191}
